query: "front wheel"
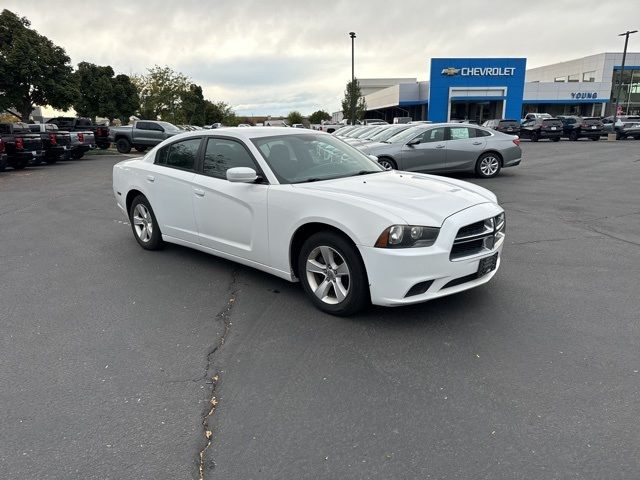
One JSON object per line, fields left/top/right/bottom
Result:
{"left": 298, "top": 231, "right": 369, "bottom": 316}
{"left": 475, "top": 153, "right": 502, "bottom": 178}
{"left": 530, "top": 132, "right": 539, "bottom": 142}
{"left": 128, "top": 195, "right": 163, "bottom": 250}
{"left": 569, "top": 131, "right": 578, "bottom": 141}
{"left": 377, "top": 157, "right": 397, "bottom": 170}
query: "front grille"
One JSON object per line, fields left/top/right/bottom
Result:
{"left": 450, "top": 215, "right": 505, "bottom": 260}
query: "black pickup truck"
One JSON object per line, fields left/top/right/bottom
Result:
{"left": 27, "top": 123, "right": 72, "bottom": 164}
{"left": 0, "top": 138, "right": 7, "bottom": 172}
{"left": 46, "top": 117, "right": 111, "bottom": 149}
{"left": 0, "top": 122, "right": 45, "bottom": 169}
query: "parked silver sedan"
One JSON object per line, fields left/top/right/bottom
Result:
{"left": 359, "top": 123, "right": 522, "bottom": 178}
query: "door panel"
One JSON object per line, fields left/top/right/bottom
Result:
{"left": 445, "top": 127, "right": 486, "bottom": 171}
{"left": 399, "top": 127, "right": 446, "bottom": 172}
{"left": 193, "top": 137, "right": 269, "bottom": 264}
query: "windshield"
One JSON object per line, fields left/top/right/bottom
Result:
{"left": 252, "top": 133, "right": 383, "bottom": 184}
{"left": 370, "top": 125, "right": 410, "bottom": 142}
{"left": 158, "top": 121, "right": 181, "bottom": 133}
{"left": 359, "top": 126, "right": 388, "bottom": 139}
{"left": 385, "top": 126, "right": 427, "bottom": 144}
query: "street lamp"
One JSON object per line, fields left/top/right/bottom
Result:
{"left": 613, "top": 29, "right": 638, "bottom": 123}
{"left": 349, "top": 31, "right": 356, "bottom": 125}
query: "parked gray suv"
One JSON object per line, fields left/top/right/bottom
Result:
{"left": 360, "top": 123, "right": 522, "bottom": 178}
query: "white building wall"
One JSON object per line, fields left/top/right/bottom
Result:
{"left": 526, "top": 52, "right": 640, "bottom": 84}
{"left": 523, "top": 82, "right": 611, "bottom": 101}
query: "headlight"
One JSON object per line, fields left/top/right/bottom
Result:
{"left": 375, "top": 225, "right": 440, "bottom": 248}
{"left": 495, "top": 212, "right": 505, "bottom": 232}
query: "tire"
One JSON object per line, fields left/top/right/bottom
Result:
{"left": 116, "top": 138, "right": 132, "bottom": 154}
{"left": 377, "top": 157, "right": 397, "bottom": 170}
{"left": 128, "top": 195, "right": 163, "bottom": 250}
{"left": 72, "top": 150, "right": 84, "bottom": 160}
{"left": 134, "top": 145, "right": 147, "bottom": 153}
{"left": 475, "top": 152, "right": 502, "bottom": 178}
{"left": 530, "top": 132, "right": 539, "bottom": 142}
{"left": 552, "top": 137, "right": 560, "bottom": 142}
{"left": 569, "top": 130, "right": 578, "bottom": 141}
{"left": 616, "top": 132, "right": 624, "bottom": 140}
{"left": 98, "top": 143, "right": 111, "bottom": 150}
{"left": 8, "top": 158, "right": 28, "bottom": 170}
{"left": 591, "top": 136, "right": 600, "bottom": 141}
{"left": 45, "top": 156, "right": 58, "bottom": 165}
{"left": 298, "top": 231, "right": 369, "bottom": 316}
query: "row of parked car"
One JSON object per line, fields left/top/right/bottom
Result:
{"left": 483, "top": 114, "right": 640, "bottom": 142}
{"left": 0, "top": 117, "right": 113, "bottom": 171}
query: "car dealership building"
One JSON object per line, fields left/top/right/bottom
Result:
{"left": 355, "top": 52, "right": 640, "bottom": 124}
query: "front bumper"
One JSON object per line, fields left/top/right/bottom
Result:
{"left": 359, "top": 203, "right": 504, "bottom": 306}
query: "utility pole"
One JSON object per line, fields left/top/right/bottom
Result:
{"left": 349, "top": 31, "right": 356, "bottom": 125}
{"left": 613, "top": 30, "right": 637, "bottom": 123}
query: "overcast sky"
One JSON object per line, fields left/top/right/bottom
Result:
{"left": 5, "top": 0, "right": 640, "bottom": 116}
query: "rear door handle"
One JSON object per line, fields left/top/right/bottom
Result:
{"left": 435, "top": 144, "right": 445, "bottom": 149}
{"left": 194, "top": 188, "right": 205, "bottom": 197}
{"left": 472, "top": 141, "right": 483, "bottom": 145}
{"left": 146, "top": 175, "right": 155, "bottom": 182}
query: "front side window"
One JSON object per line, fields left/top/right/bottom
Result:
{"left": 252, "top": 133, "right": 382, "bottom": 184}
{"left": 156, "top": 138, "right": 201, "bottom": 170}
{"left": 203, "top": 138, "right": 258, "bottom": 179}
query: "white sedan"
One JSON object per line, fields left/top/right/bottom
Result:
{"left": 112, "top": 128, "right": 505, "bottom": 315}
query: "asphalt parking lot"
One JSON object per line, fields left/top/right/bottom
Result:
{"left": 2, "top": 140, "right": 640, "bottom": 479}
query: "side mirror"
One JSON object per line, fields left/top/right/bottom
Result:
{"left": 407, "top": 137, "right": 421, "bottom": 146}
{"left": 227, "top": 167, "right": 258, "bottom": 183}
{"left": 367, "top": 154, "right": 378, "bottom": 162}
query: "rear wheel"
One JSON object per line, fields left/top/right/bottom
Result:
{"left": 8, "top": 159, "right": 28, "bottom": 170}
{"left": 530, "top": 132, "right": 539, "bottom": 142}
{"left": 72, "top": 150, "right": 84, "bottom": 160}
{"left": 129, "top": 195, "right": 163, "bottom": 250}
{"left": 591, "top": 136, "right": 600, "bottom": 141}
{"left": 475, "top": 152, "right": 502, "bottom": 178}
{"left": 116, "top": 138, "right": 132, "bottom": 154}
{"left": 377, "top": 157, "right": 397, "bottom": 170}
{"left": 569, "top": 130, "right": 578, "bottom": 141}
{"left": 552, "top": 137, "right": 560, "bottom": 142}
{"left": 298, "top": 231, "right": 369, "bottom": 316}
{"left": 45, "top": 156, "right": 59, "bottom": 165}
{"left": 616, "top": 132, "right": 625, "bottom": 140}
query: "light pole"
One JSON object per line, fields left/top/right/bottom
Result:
{"left": 349, "top": 31, "right": 356, "bottom": 125}
{"left": 613, "top": 29, "right": 637, "bottom": 123}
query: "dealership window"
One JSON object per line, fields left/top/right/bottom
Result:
{"left": 568, "top": 74, "right": 579, "bottom": 83}
{"left": 554, "top": 76, "right": 566, "bottom": 83}
{"left": 582, "top": 71, "right": 596, "bottom": 82}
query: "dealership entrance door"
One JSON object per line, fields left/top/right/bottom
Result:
{"left": 449, "top": 100, "right": 504, "bottom": 124}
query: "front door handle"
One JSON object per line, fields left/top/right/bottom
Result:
{"left": 435, "top": 144, "right": 445, "bottom": 149}
{"left": 194, "top": 188, "right": 205, "bottom": 197}
{"left": 472, "top": 141, "right": 483, "bottom": 145}
{"left": 146, "top": 175, "right": 155, "bottom": 182}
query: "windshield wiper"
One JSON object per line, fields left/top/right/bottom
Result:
{"left": 350, "top": 170, "right": 383, "bottom": 176}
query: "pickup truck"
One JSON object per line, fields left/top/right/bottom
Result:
{"left": 0, "top": 122, "right": 44, "bottom": 169}
{"left": 46, "top": 117, "right": 111, "bottom": 149}
{"left": 108, "top": 120, "right": 182, "bottom": 154}
{"left": 310, "top": 121, "right": 345, "bottom": 134}
{"left": 0, "top": 139, "right": 7, "bottom": 172}
{"left": 27, "top": 123, "right": 72, "bottom": 164}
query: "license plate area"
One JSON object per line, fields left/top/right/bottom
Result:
{"left": 477, "top": 252, "right": 498, "bottom": 277}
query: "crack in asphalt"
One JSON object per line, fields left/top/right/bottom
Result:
{"left": 198, "top": 268, "right": 240, "bottom": 480}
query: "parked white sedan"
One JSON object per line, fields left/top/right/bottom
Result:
{"left": 113, "top": 128, "right": 505, "bottom": 315}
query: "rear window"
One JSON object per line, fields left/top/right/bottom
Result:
{"left": 13, "top": 123, "right": 30, "bottom": 133}
{"left": 542, "top": 119, "right": 562, "bottom": 125}
{"left": 498, "top": 120, "right": 519, "bottom": 126}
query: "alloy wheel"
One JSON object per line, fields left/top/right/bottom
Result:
{"left": 479, "top": 156, "right": 500, "bottom": 176}
{"left": 132, "top": 203, "right": 153, "bottom": 242}
{"left": 305, "top": 246, "right": 350, "bottom": 305}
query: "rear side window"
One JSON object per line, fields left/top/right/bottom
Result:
{"left": 136, "top": 122, "right": 151, "bottom": 130}
{"left": 542, "top": 119, "right": 561, "bottom": 126}
{"left": 156, "top": 138, "right": 201, "bottom": 171}
{"left": 449, "top": 127, "right": 472, "bottom": 140}
{"left": 474, "top": 128, "right": 492, "bottom": 137}
{"left": 203, "top": 138, "right": 257, "bottom": 179}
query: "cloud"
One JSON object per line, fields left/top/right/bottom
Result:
{"left": 4, "top": 0, "right": 640, "bottom": 116}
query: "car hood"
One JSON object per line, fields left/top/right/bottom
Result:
{"left": 357, "top": 141, "right": 390, "bottom": 153}
{"left": 293, "top": 171, "right": 497, "bottom": 226}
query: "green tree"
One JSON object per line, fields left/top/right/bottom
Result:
{"left": 179, "top": 84, "right": 206, "bottom": 125}
{"left": 341, "top": 78, "right": 366, "bottom": 125}
{"left": 308, "top": 109, "right": 332, "bottom": 124}
{"left": 0, "top": 10, "right": 77, "bottom": 121}
{"left": 286, "top": 110, "right": 304, "bottom": 125}
{"left": 204, "top": 100, "right": 238, "bottom": 126}
{"left": 133, "top": 65, "right": 190, "bottom": 122}
{"left": 74, "top": 62, "right": 116, "bottom": 120}
{"left": 111, "top": 74, "right": 140, "bottom": 124}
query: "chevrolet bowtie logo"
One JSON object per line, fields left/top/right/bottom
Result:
{"left": 441, "top": 67, "right": 460, "bottom": 76}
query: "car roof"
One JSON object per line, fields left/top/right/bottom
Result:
{"left": 162, "top": 126, "right": 332, "bottom": 141}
